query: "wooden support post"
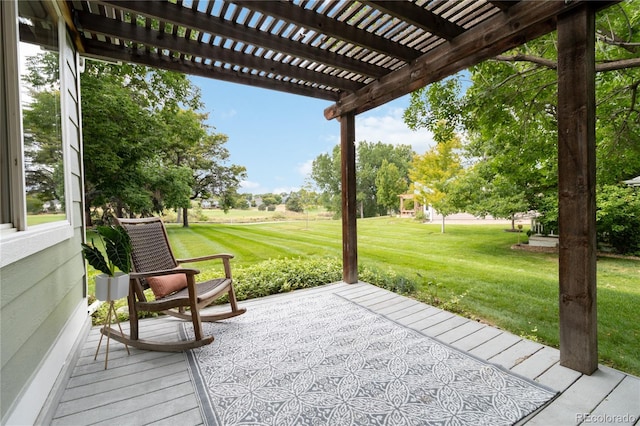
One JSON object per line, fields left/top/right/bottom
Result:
{"left": 557, "top": 5, "right": 598, "bottom": 375}
{"left": 340, "top": 113, "right": 358, "bottom": 284}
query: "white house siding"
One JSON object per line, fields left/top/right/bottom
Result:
{"left": 0, "top": 12, "right": 89, "bottom": 425}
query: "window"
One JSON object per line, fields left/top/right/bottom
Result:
{"left": 0, "top": 0, "right": 73, "bottom": 267}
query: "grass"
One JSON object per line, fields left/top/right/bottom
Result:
{"left": 161, "top": 217, "right": 640, "bottom": 376}
{"left": 27, "top": 213, "right": 66, "bottom": 226}
{"left": 86, "top": 214, "right": 639, "bottom": 375}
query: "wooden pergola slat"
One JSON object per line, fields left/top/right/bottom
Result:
{"left": 95, "top": 0, "right": 389, "bottom": 79}
{"left": 232, "top": 0, "right": 422, "bottom": 62}
{"left": 76, "top": 10, "right": 365, "bottom": 92}
{"left": 80, "top": 38, "right": 341, "bottom": 101}
{"left": 361, "top": 0, "right": 465, "bottom": 40}
{"left": 324, "top": 0, "right": 588, "bottom": 119}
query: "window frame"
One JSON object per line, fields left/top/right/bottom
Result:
{"left": 0, "top": 0, "right": 74, "bottom": 268}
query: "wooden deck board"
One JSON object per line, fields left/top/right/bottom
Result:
{"left": 488, "top": 339, "right": 545, "bottom": 370}
{"left": 526, "top": 366, "right": 626, "bottom": 425}
{"left": 510, "top": 346, "right": 561, "bottom": 380}
{"left": 49, "top": 282, "right": 640, "bottom": 425}
{"left": 434, "top": 320, "right": 486, "bottom": 344}
{"left": 468, "top": 331, "right": 522, "bottom": 359}
{"left": 587, "top": 375, "right": 640, "bottom": 425}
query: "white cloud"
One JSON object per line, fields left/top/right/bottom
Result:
{"left": 240, "top": 180, "right": 260, "bottom": 190}
{"left": 273, "top": 185, "right": 299, "bottom": 194}
{"left": 219, "top": 108, "right": 237, "bottom": 120}
{"left": 356, "top": 107, "right": 435, "bottom": 154}
{"left": 297, "top": 159, "right": 313, "bottom": 177}
{"left": 241, "top": 180, "right": 300, "bottom": 195}
{"left": 323, "top": 106, "right": 435, "bottom": 154}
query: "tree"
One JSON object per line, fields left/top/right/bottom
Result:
{"left": 159, "top": 108, "right": 246, "bottom": 226}
{"left": 285, "top": 193, "right": 304, "bottom": 213}
{"left": 311, "top": 142, "right": 413, "bottom": 218}
{"left": 79, "top": 60, "right": 246, "bottom": 226}
{"left": 81, "top": 61, "right": 194, "bottom": 223}
{"left": 409, "top": 124, "right": 463, "bottom": 233}
{"left": 596, "top": 184, "right": 640, "bottom": 255}
{"left": 311, "top": 145, "right": 342, "bottom": 215}
{"left": 376, "top": 160, "right": 408, "bottom": 214}
{"left": 21, "top": 52, "right": 65, "bottom": 210}
{"left": 357, "top": 142, "right": 413, "bottom": 217}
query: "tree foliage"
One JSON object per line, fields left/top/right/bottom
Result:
{"left": 403, "top": 1, "right": 640, "bottom": 249}
{"left": 79, "top": 60, "right": 246, "bottom": 226}
{"left": 311, "top": 142, "right": 412, "bottom": 218}
{"left": 376, "top": 160, "right": 407, "bottom": 214}
{"left": 409, "top": 125, "right": 463, "bottom": 231}
{"left": 22, "top": 51, "right": 65, "bottom": 210}
{"left": 596, "top": 185, "right": 640, "bottom": 255}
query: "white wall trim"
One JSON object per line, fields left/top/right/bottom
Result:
{"left": 0, "top": 220, "right": 74, "bottom": 268}
{"left": 2, "top": 300, "right": 90, "bottom": 426}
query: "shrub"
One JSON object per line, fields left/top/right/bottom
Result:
{"left": 596, "top": 184, "right": 640, "bottom": 255}
{"left": 26, "top": 195, "right": 43, "bottom": 214}
{"left": 358, "top": 264, "right": 417, "bottom": 294}
{"left": 232, "top": 257, "right": 418, "bottom": 300}
{"left": 232, "top": 257, "right": 343, "bottom": 300}
{"left": 90, "top": 257, "right": 420, "bottom": 325}
{"left": 267, "top": 205, "right": 276, "bottom": 211}
{"left": 286, "top": 195, "right": 304, "bottom": 212}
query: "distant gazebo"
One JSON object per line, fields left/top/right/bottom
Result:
{"left": 398, "top": 194, "right": 422, "bottom": 217}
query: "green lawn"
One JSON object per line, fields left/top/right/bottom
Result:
{"left": 161, "top": 217, "right": 639, "bottom": 376}
{"left": 27, "top": 213, "right": 66, "bottom": 226}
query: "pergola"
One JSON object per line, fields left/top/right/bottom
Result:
{"left": 36, "top": 0, "right": 618, "bottom": 375}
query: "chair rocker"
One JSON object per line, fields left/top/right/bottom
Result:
{"left": 101, "top": 217, "right": 246, "bottom": 352}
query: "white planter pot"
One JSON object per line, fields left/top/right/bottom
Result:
{"left": 95, "top": 272, "right": 130, "bottom": 301}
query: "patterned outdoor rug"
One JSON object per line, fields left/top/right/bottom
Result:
{"left": 182, "top": 292, "right": 556, "bottom": 425}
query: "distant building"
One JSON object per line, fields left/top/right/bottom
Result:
{"left": 623, "top": 176, "right": 640, "bottom": 187}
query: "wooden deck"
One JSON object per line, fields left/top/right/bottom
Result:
{"left": 46, "top": 282, "right": 639, "bottom": 425}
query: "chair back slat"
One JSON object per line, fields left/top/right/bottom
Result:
{"left": 118, "top": 218, "right": 177, "bottom": 286}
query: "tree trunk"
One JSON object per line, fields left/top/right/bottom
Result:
{"left": 441, "top": 215, "right": 446, "bottom": 233}
{"left": 182, "top": 207, "right": 189, "bottom": 227}
{"left": 84, "top": 203, "right": 93, "bottom": 227}
{"left": 511, "top": 214, "right": 515, "bottom": 230}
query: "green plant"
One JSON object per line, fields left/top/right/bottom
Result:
{"left": 415, "top": 211, "right": 426, "bottom": 222}
{"left": 81, "top": 225, "right": 132, "bottom": 276}
{"left": 596, "top": 184, "right": 640, "bottom": 255}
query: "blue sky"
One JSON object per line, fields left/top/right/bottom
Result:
{"left": 191, "top": 76, "right": 435, "bottom": 195}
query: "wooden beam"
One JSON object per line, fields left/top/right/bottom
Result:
{"left": 97, "top": 0, "right": 388, "bottom": 79}
{"left": 363, "top": 1, "right": 464, "bottom": 40}
{"left": 233, "top": 0, "right": 422, "bottom": 62}
{"left": 56, "top": 0, "right": 85, "bottom": 53}
{"left": 487, "top": 1, "right": 518, "bottom": 12}
{"left": 75, "top": 10, "right": 364, "bottom": 92}
{"left": 324, "top": 0, "right": 616, "bottom": 120}
{"left": 81, "top": 39, "right": 341, "bottom": 101}
{"left": 340, "top": 113, "right": 358, "bottom": 284}
{"left": 557, "top": 4, "right": 598, "bottom": 375}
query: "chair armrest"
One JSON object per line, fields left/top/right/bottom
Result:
{"left": 176, "top": 253, "right": 234, "bottom": 279}
{"left": 176, "top": 253, "right": 234, "bottom": 263}
{"left": 130, "top": 268, "right": 200, "bottom": 279}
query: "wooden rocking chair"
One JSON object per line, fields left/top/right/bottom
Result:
{"left": 102, "top": 217, "right": 246, "bottom": 351}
